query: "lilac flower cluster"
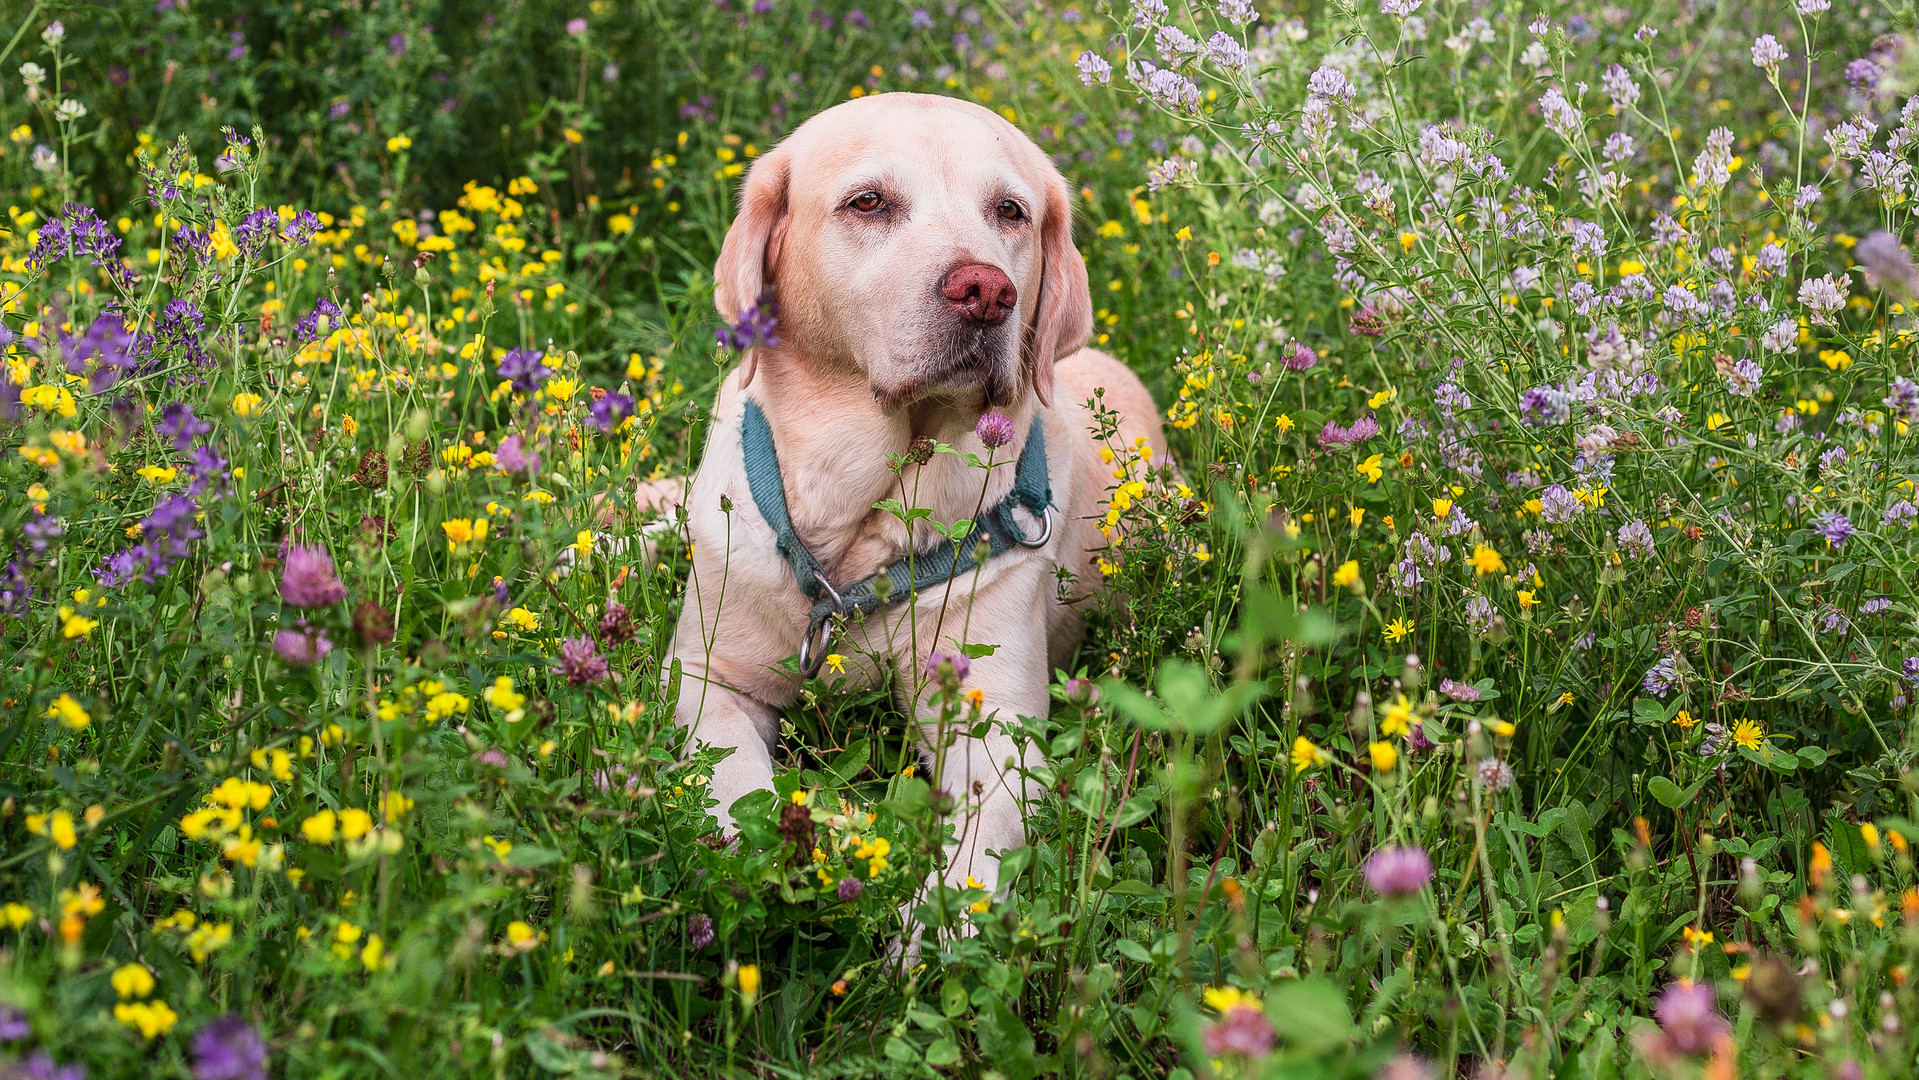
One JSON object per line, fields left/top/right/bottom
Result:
{"left": 26, "top": 203, "right": 122, "bottom": 273}
{"left": 497, "top": 348, "right": 554, "bottom": 393}
{"left": 97, "top": 495, "right": 205, "bottom": 586}
{"left": 295, "top": 298, "right": 345, "bottom": 343}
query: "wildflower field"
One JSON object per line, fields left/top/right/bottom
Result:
{"left": 12, "top": 0, "right": 1919, "bottom": 1074}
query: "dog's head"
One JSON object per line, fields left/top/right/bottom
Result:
{"left": 714, "top": 93, "right": 1092, "bottom": 411}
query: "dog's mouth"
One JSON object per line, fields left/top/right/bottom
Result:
{"left": 872, "top": 323, "right": 1018, "bottom": 412}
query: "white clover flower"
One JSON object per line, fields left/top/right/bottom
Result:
{"left": 1797, "top": 0, "right": 1830, "bottom": 13}
{"left": 1379, "top": 0, "right": 1422, "bottom": 17}
{"left": 54, "top": 99, "right": 87, "bottom": 123}
{"left": 19, "top": 62, "right": 45, "bottom": 90}
{"left": 1520, "top": 42, "right": 1550, "bottom": 70}
{"left": 30, "top": 144, "right": 57, "bottom": 173}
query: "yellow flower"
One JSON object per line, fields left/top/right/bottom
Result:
{"left": 1468, "top": 545, "right": 1505, "bottom": 576}
{"left": 738, "top": 963, "right": 762, "bottom": 1004}
{"left": 386, "top": 134, "right": 413, "bottom": 153}
{"left": 503, "top": 607, "right": 541, "bottom": 632}
{"left": 45, "top": 693, "right": 90, "bottom": 730}
{"left": 112, "top": 963, "right": 155, "bottom": 999}
{"left": 1863, "top": 823, "right": 1882, "bottom": 852}
{"left": 1368, "top": 388, "right": 1394, "bottom": 409}
{"left": 1431, "top": 498, "right": 1452, "bottom": 519}
{"left": 1290, "top": 736, "right": 1328, "bottom": 774}
{"left": 362, "top": 934, "right": 386, "bottom": 971}
{"left": 1368, "top": 741, "right": 1398, "bottom": 772}
{"left": 1380, "top": 695, "right": 1413, "bottom": 737}
{"left": 483, "top": 676, "right": 527, "bottom": 716}
{"left": 1516, "top": 590, "right": 1539, "bottom": 608}
{"left": 1673, "top": 709, "right": 1699, "bottom": 729}
{"left": 507, "top": 920, "right": 539, "bottom": 951}
{"left": 609, "top": 213, "right": 634, "bottom": 234}
{"left": 1731, "top": 718, "right": 1764, "bottom": 750}
{"left": 302, "top": 809, "right": 338, "bottom": 844}
{"left": 339, "top": 807, "right": 374, "bottom": 841}
{"left": 381, "top": 791, "right": 414, "bottom": 822}
{"left": 37, "top": 810, "right": 77, "bottom": 850}
{"left": 136, "top": 464, "right": 178, "bottom": 484}
{"left": 2, "top": 902, "right": 31, "bottom": 929}
{"left": 113, "top": 1000, "right": 178, "bottom": 1039}
{"left": 545, "top": 376, "right": 579, "bottom": 402}
{"left": 1331, "top": 560, "right": 1360, "bottom": 589}
{"left": 824, "top": 653, "right": 846, "bottom": 675}
{"left": 1382, "top": 617, "right": 1414, "bottom": 643}
{"left": 231, "top": 392, "right": 264, "bottom": 418}
{"left": 441, "top": 517, "right": 489, "bottom": 549}
{"left": 1348, "top": 505, "right": 1365, "bottom": 529}
{"left": 1202, "top": 985, "right": 1261, "bottom": 1013}
{"left": 1357, "top": 453, "right": 1384, "bottom": 483}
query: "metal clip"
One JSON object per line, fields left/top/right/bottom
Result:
{"left": 797, "top": 577, "right": 846, "bottom": 677}
{"left": 1011, "top": 505, "right": 1053, "bottom": 549}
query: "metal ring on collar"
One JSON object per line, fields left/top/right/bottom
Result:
{"left": 798, "top": 616, "right": 835, "bottom": 678}
{"left": 1011, "top": 506, "right": 1052, "bottom": 549}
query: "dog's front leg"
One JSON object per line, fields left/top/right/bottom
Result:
{"left": 671, "top": 665, "right": 780, "bottom": 840}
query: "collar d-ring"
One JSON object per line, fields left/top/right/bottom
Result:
{"left": 1012, "top": 505, "right": 1052, "bottom": 549}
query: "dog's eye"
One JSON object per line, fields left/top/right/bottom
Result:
{"left": 850, "top": 191, "right": 884, "bottom": 213}
{"left": 996, "top": 200, "right": 1025, "bottom": 222}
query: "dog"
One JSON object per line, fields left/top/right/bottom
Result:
{"left": 660, "top": 92, "right": 1168, "bottom": 904}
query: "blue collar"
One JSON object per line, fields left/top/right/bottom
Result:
{"left": 739, "top": 399, "right": 1053, "bottom": 675}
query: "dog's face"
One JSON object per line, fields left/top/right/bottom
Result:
{"left": 715, "top": 94, "right": 1092, "bottom": 411}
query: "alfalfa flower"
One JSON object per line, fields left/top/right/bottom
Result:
{"left": 191, "top": 1014, "right": 269, "bottom": 1080}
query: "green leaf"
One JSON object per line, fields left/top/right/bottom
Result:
{"left": 508, "top": 844, "right": 562, "bottom": 868}
{"left": 825, "top": 740, "right": 870, "bottom": 786}
{"left": 976, "top": 998, "right": 1038, "bottom": 1080}
{"left": 1646, "top": 777, "right": 1686, "bottom": 810}
{"left": 1264, "top": 978, "right": 1354, "bottom": 1052}
{"left": 924, "top": 1038, "right": 962, "bottom": 1067}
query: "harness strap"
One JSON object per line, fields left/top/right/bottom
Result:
{"left": 739, "top": 399, "right": 1052, "bottom": 675}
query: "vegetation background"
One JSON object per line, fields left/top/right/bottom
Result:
{"left": 5, "top": 0, "right": 1919, "bottom": 1075}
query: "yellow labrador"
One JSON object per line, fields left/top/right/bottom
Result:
{"left": 666, "top": 92, "right": 1167, "bottom": 901}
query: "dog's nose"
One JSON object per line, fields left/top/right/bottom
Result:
{"left": 941, "top": 263, "right": 1017, "bottom": 325}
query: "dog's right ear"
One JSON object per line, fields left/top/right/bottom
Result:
{"left": 714, "top": 149, "right": 791, "bottom": 388}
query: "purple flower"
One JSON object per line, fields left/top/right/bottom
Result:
{"left": 272, "top": 623, "right": 334, "bottom": 666}
{"left": 1538, "top": 484, "right": 1583, "bottom": 524}
{"left": 1317, "top": 415, "right": 1379, "bottom": 447}
{"left": 279, "top": 545, "right": 347, "bottom": 607}
{"left": 284, "top": 210, "right": 322, "bottom": 246}
{"left": 98, "top": 495, "right": 205, "bottom": 586}
{"left": 1643, "top": 656, "right": 1679, "bottom": 697}
{"left": 1201, "top": 1003, "right": 1276, "bottom": 1058}
{"left": 233, "top": 209, "right": 278, "bottom": 256}
{"left": 294, "top": 298, "right": 344, "bottom": 344}
{"left": 24, "top": 517, "right": 62, "bottom": 561}
{"left": 1856, "top": 231, "right": 1919, "bottom": 299}
{"left": 184, "top": 444, "right": 230, "bottom": 497}
{"left": 597, "top": 601, "right": 634, "bottom": 645}
{"left": 1847, "top": 58, "right": 1882, "bottom": 87}
{"left": 191, "top": 1015, "right": 269, "bottom": 1080}
{"left": 1725, "top": 357, "right": 1762, "bottom": 397}
{"left": 55, "top": 314, "right": 141, "bottom": 394}
{"left": 717, "top": 297, "right": 779, "bottom": 351}
{"left": 687, "top": 913, "right": 715, "bottom": 949}
{"left": 1477, "top": 757, "right": 1515, "bottom": 791}
{"left": 566, "top": 16, "right": 588, "bottom": 33}
{"left": 837, "top": 876, "right": 864, "bottom": 901}
{"left": 26, "top": 204, "right": 123, "bottom": 272}
{"left": 8, "top": 1052, "right": 84, "bottom": 1080}
{"left": 1280, "top": 341, "right": 1317, "bottom": 370}
{"left": 1437, "top": 678, "right": 1481, "bottom": 702}
{"left": 556, "top": 636, "right": 611, "bottom": 686}
{"left": 1654, "top": 981, "right": 1729, "bottom": 1055}
{"left": 1617, "top": 519, "right": 1654, "bottom": 559}
{"left": 0, "top": 1005, "right": 28, "bottom": 1041}
{"left": 1883, "top": 500, "right": 1917, "bottom": 527}
{"left": 154, "top": 299, "right": 212, "bottom": 368}
{"left": 1862, "top": 597, "right": 1892, "bottom": 614}
{"left": 387, "top": 32, "right": 407, "bottom": 55}
{"left": 494, "top": 434, "right": 539, "bottom": 475}
{"left": 497, "top": 348, "right": 552, "bottom": 393}
{"left": 1349, "top": 305, "right": 1384, "bottom": 337}
{"left": 1076, "top": 50, "right": 1113, "bottom": 86}
{"left": 975, "top": 411, "right": 1015, "bottom": 449}
{"left": 587, "top": 392, "right": 635, "bottom": 432}
{"left": 1362, "top": 844, "right": 1434, "bottom": 898}
{"left": 924, "top": 651, "right": 970, "bottom": 682}
{"left": 1816, "top": 511, "right": 1854, "bottom": 549}
{"left": 1519, "top": 386, "right": 1571, "bottom": 426}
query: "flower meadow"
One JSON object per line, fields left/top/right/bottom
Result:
{"left": 13, "top": 0, "right": 1919, "bottom": 1075}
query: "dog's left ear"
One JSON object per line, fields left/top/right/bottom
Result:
{"left": 1030, "top": 170, "right": 1092, "bottom": 408}
{"left": 715, "top": 148, "right": 792, "bottom": 388}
